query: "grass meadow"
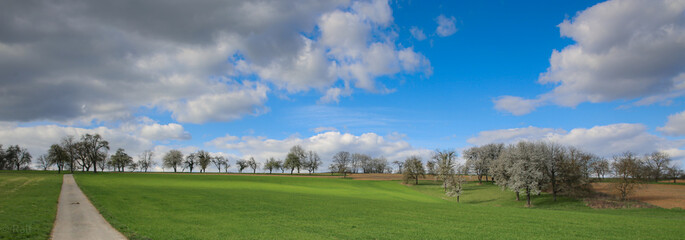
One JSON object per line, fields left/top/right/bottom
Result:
{"left": 0, "top": 171, "right": 62, "bottom": 239}
{"left": 73, "top": 173, "right": 685, "bottom": 239}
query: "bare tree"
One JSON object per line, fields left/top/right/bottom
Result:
{"left": 426, "top": 160, "right": 437, "bottom": 179}
{"left": 303, "top": 150, "right": 321, "bottom": 174}
{"left": 645, "top": 151, "right": 671, "bottom": 182}
{"left": 47, "top": 144, "right": 68, "bottom": 173}
{"left": 36, "top": 154, "right": 52, "bottom": 170}
{"left": 110, "top": 148, "right": 133, "bottom": 172}
{"left": 665, "top": 165, "right": 683, "bottom": 183}
{"left": 540, "top": 142, "right": 565, "bottom": 201}
{"left": 60, "top": 136, "right": 78, "bottom": 173}
{"left": 163, "top": 150, "right": 183, "bottom": 173}
{"left": 392, "top": 160, "right": 404, "bottom": 174}
{"left": 5, "top": 145, "right": 32, "bottom": 170}
{"left": 612, "top": 152, "right": 642, "bottom": 200}
{"left": 212, "top": 156, "right": 228, "bottom": 173}
{"left": 351, "top": 153, "right": 367, "bottom": 173}
{"left": 196, "top": 150, "right": 212, "bottom": 173}
{"left": 247, "top": 157, "right": 258, "bottom": 173}
{"left": 275, "top": 159, "right": 284, "bottom": 173}
{"left": 236, "top": 159, "right": 249, "bottom": 173}
{"left": 81, "top": 133, "right": 109, "bottom": 173}
{"left": 332, "top": 151, "right": 352, "bottom": 177}
{"left": 464, "top": 144, "right": 502, "bottom": 184}
{"left": 138, "top": 150, "right": 155, "bottom": 172}
{"left": 289, "top": 145, "right": 306, "bottom": 173}
{"left": 264, "top": 157, "right": 279, "bottom": 174}
{"left": 464, "top": 147, "right": 485, "bottom": 183}
{"left": 591, "top": 158, "right": 610, "bottom": 180}
{"left": 184, "top": 153, "right": 197, "bottom": 173}
{"left": 403, "top": 156, "right": 425, "bottom": 185}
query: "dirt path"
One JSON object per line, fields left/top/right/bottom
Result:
{"left": 51, "top": 174, "right": 126, "bottom": 240}
{"left": 591, "top": 182, "right": 685, "bottom": 209}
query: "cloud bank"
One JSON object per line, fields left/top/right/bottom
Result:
{"left": 495, "top": 0, "right": 685, "bottom": 115}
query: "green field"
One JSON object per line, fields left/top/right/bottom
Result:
{"left": 74, "top": 173, "right": 685, "bottom": 239}
{"left": 0, "top": 172, "right": 63, "bottom": 240}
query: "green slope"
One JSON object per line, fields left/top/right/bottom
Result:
{"left": 75, "top": 173, "right": 685, "bottom": 239}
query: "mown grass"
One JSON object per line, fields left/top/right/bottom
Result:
{"left": 74, "top": 173, "right": 685, "bottom": 239}
{"left": 0, "top": 171, "right": 63, "bottom": 239}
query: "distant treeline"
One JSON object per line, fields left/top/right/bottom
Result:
{"left": 2, "top": 135, "right": 683, "bottom": 204}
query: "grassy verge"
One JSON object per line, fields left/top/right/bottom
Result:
{"left": 0, "top": 171, "right": 63, "bottom": 239}
{"left": 75, "top": 173, "right": 685, "bottom": 239}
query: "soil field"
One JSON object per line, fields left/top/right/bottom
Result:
{"left": 591, "top": 183, "right": 685, "bottom": 209}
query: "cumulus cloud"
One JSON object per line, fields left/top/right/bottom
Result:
{"left": 435, "top": 15, "right": 457, "bottom": 37}
{"left": 165, "top": 81, "right": 269, "bottom": 123}
{"left": 493, "top": 96, "right": 546, "bottom": 116}
{"left": 410, "top": 27, "right": 427, "bottom": 41}
{"left": 468, "top": 124, "right": 685, "bottom": 163}
{"left": 140, "top": 123, "right": 191, "bottom": 141}
{"left": 494, "top": 0, "right": 685, "bottom": 115}
{"left": 207, "top": 131, "right": 433, "bottom": 167}
{"left": 0, "top": 124, "right": 152, "bottom": 160}
{"left": 318, "top": 87, "right": 353, "bottom": 103}
{"left": 658, "top": 110, "right": 685, "bottom": 136}
{"left": 0, "top": 0, "right": 431, "bottom": 124}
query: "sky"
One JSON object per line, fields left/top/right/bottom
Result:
{"left": 1, "top": 0, "right": 685, "bottom": 171}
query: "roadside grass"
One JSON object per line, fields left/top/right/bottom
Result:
{"left": 75, "top": 173, "right": 685, "bottom": 239}
{"left": 0, "top": 171, "right": 63, "bottom": 240}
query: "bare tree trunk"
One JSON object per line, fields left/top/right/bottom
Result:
{"left": 526, "top": 188, "right": 532, "bottom": 207}
{"left": 516, "top": 191, "right": 520, "bottom": 201}
{"left": 457, "top": 195, "right": 460, "bottom": 203}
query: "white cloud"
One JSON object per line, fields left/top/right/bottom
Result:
{"left": 410, "top": 27, "right": 427, "bottom": 41}
{"left": 315, "top": 1, "right": 432, "bottom": 95}
{"left": 495, "top": 0, "right": 685, "bottom": 115}
{"left": 165, "top": 81, "right": 269, "bottom": 123}
{"left": 207, "top": 131, "right": 433, "bottom": 167}
{"left": 140, "top": 123, "right": 191, "bottom": 141}
{"left": 493, "top": 96, "right": 546, "bottom": 115}
{"left": 467, "top": 126, "right": 566, "bottom": 146}
{"left": 313, "top": 127, "right": 338, "bottom": 133}
{"left": 0, "top": 0, "right": 431, "bottom": 124}
{"left": 658, "top": 110, "right": 685, "bottom": 136}
{"left": 351, "top": 0, "right": 393, "bottom": 26}
{"left": 435, "top": 15, "right": 457, "bottom": 37}
{"left": 0, "top": 124, "right": 152, "bottom": 161}
{"left": 468, "top": 124, "right": 685, "bottom": 163}
{"left": 319, "top": 87, "right": 353, "bottom": 103}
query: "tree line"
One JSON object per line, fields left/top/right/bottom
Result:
{"left": 2, "top": 135, "right": 683, "bottom": 205}
{"left": 463, "top": 142, "right": 683, "bottom": 205}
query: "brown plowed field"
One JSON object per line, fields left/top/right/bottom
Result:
{"left": 591, "top": 183, "right": 685, "bottom": 209}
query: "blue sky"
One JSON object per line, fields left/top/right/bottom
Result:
{"left": 2, "top": 0, "right": 685, "bottom": 170}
